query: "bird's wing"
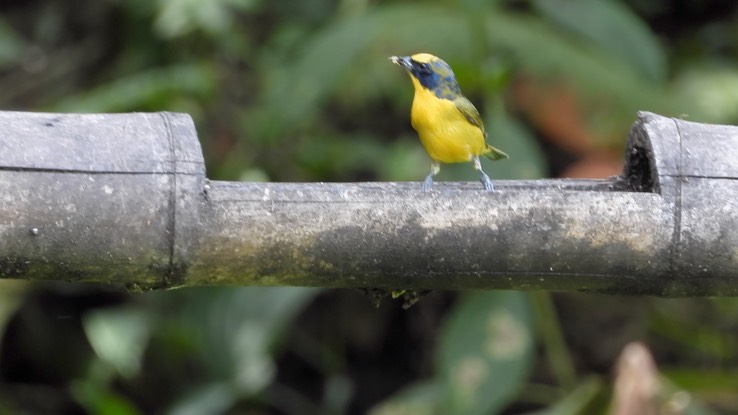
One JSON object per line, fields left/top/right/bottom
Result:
{"left": 455, "top": 96, "right": 510, "bottom": 160}
{"left": 453, "top": 96, "right": 485, "bottom": 135}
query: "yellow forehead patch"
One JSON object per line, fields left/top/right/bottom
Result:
{"left": 411, "top": 53, "right": 438, "bottom": 63}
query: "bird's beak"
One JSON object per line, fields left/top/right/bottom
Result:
{"left": 389, "top": 55, "right": 412, "bottom": 70}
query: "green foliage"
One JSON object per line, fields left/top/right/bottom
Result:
{"left": 437, "top": 291, "right": 533, "bottom": 414}
{"left": 481, "top": 9, "right": 682, "bottom": 131}
{"left": 153, "top": 0, "right": 259, "bottom": 38}
{"left": 531, "top": 0, "right": 667, "bottom": 81}
{"left": 0, "top": 1, "right": 738, "bottom": 414}
{"left": 370, "top": 292, "right": 534, "bottom": 415}
{"left": 675, "top": 67, "right": 738, "bottom": 123}
{"left": 524, "top": 377, "right": 606, "bottom": 415}
{"left": 72, "top": 380, "right": 143, "bottom": 415}
{"left": 51, "top": 64, "right": 216, "bottom": 113}
{"left": 369, "top": 381, "right": 442, "bottom": 415}
{"left": 0, "top": 20, "right": 23, "bottom": 67}
{"left": 83, "top": 308, "right": 152, "bottom": 378}
{"left": 161, "top": 287, "right": 319, "bottom": 395}
{"left": 483, "top": 101, "right": 547, "bottom": 179}
{"left": 78, "top": 287, "right": 318, "bottom": 414}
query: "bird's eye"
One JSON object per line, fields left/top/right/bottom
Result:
{"left": 416, "top": 63, "right": 431, "bottom": 73}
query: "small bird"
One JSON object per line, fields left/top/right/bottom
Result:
{"left": 390, "top": 53, "right": 508, "bottom": 191}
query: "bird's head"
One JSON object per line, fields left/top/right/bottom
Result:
{"left": 389, "top": 53, "right": 461, "bottom": 99}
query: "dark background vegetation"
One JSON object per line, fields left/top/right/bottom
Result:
{"left": 1, "top": 0, "right": 738, "bottom": 414}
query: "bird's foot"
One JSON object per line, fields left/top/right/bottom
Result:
{"left": 422, "top": 175, "right": 434, "bottom": 191}
{"left": 480, "top": 173, "right": 494, "bottom": 191}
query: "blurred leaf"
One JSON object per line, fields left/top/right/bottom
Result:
{"left": 72, "top": 380, "right": 143, "bottom": 415}
{"left": 83, "top": 307, "right": 151, "bottom": 378}
{"left": 677, "top": 402, "right": 722, "bottom": 415}
{"left": 154, "top": 0, "right": 258, "bottom": 38}
{"left": 323, "top": 375, "right": 353, "bottom": 415}
{"left": 484, "top": 11, "right": 683, "bottom": 119}
{"left": 532, "top": 0, "right": 666, "bottom": 81}
{"left": 254, "top": 4, "right": 476, "bottom": 141}
{"left": 0, "top": 281, "right": 28, "bottom": 340}
{"left": 437, "top": 291, "right": 534, "bottom": 415}
{"left": 457, "top": 0, "right": 505, "bottom": 12}
{"left": 0, "top": 19, "right": 24, "bottom": 67}
{"left": 664, "top": 369, "right": 738, "bottom": 393}
{"left": 523, "top": 377, "right": 606, "bottom": 415}
{"left": 368, "top": 381, "right": 443, "bottom": 415}
{"left": 659, "top": 378, "right": 722, "bottom": 415}
{"left": 170, "top": 287, "right": 320, "bottom": 393}
{"left": 674, "top": 67, "right": 738, "bottom": 123}
{"left": 294, "top": 133, "right": 385, "bottom": 179}
{"left": 254, "top": 14, "right": 376, "bottom": 141}
{"left": 165, "top": 382, "right": 238, "bottom": 415}
{"left": 484, "top": 101, "right": 547, "bottom": 180}
{"left": 239, "top": 167, "right": 270, "bottom": 182}
{"left": 649, "top": 309, "right": 737, "bottom": 360}
{"left": 50, "top": 64, "right": 216, "bottom": 112}
{"left": 529, "top": 292, "right": 577, "bottom": 390}
{"left": 377, "top": 139, "right": 429, "bottom": 182}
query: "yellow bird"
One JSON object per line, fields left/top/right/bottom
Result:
{"left": 390, "top": 53, "right": 508, "bottom": 191}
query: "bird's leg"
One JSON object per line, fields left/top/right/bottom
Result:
{"left": 422, "top": 161, "right": 440, "bottom": 191}
{"left": 473, "top": 156, "right": 494, "bottom": 191}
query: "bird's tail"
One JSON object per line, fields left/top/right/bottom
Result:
{"left": 483, "top": 144, "right": 509, "bottom": 161}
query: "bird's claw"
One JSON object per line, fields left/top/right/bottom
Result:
{"left": 422, "top": 175, "right": 434, "bottom": 191}
{"left": 480, "top": 173, "right": 494, "bottom": 191}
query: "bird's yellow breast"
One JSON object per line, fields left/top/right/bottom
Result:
{"left": 408, "top": 78, "right": 486, "bottom": 164}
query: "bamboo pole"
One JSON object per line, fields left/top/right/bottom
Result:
{"left": 1, "top": 111, "right": 736, "bottom": 295}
